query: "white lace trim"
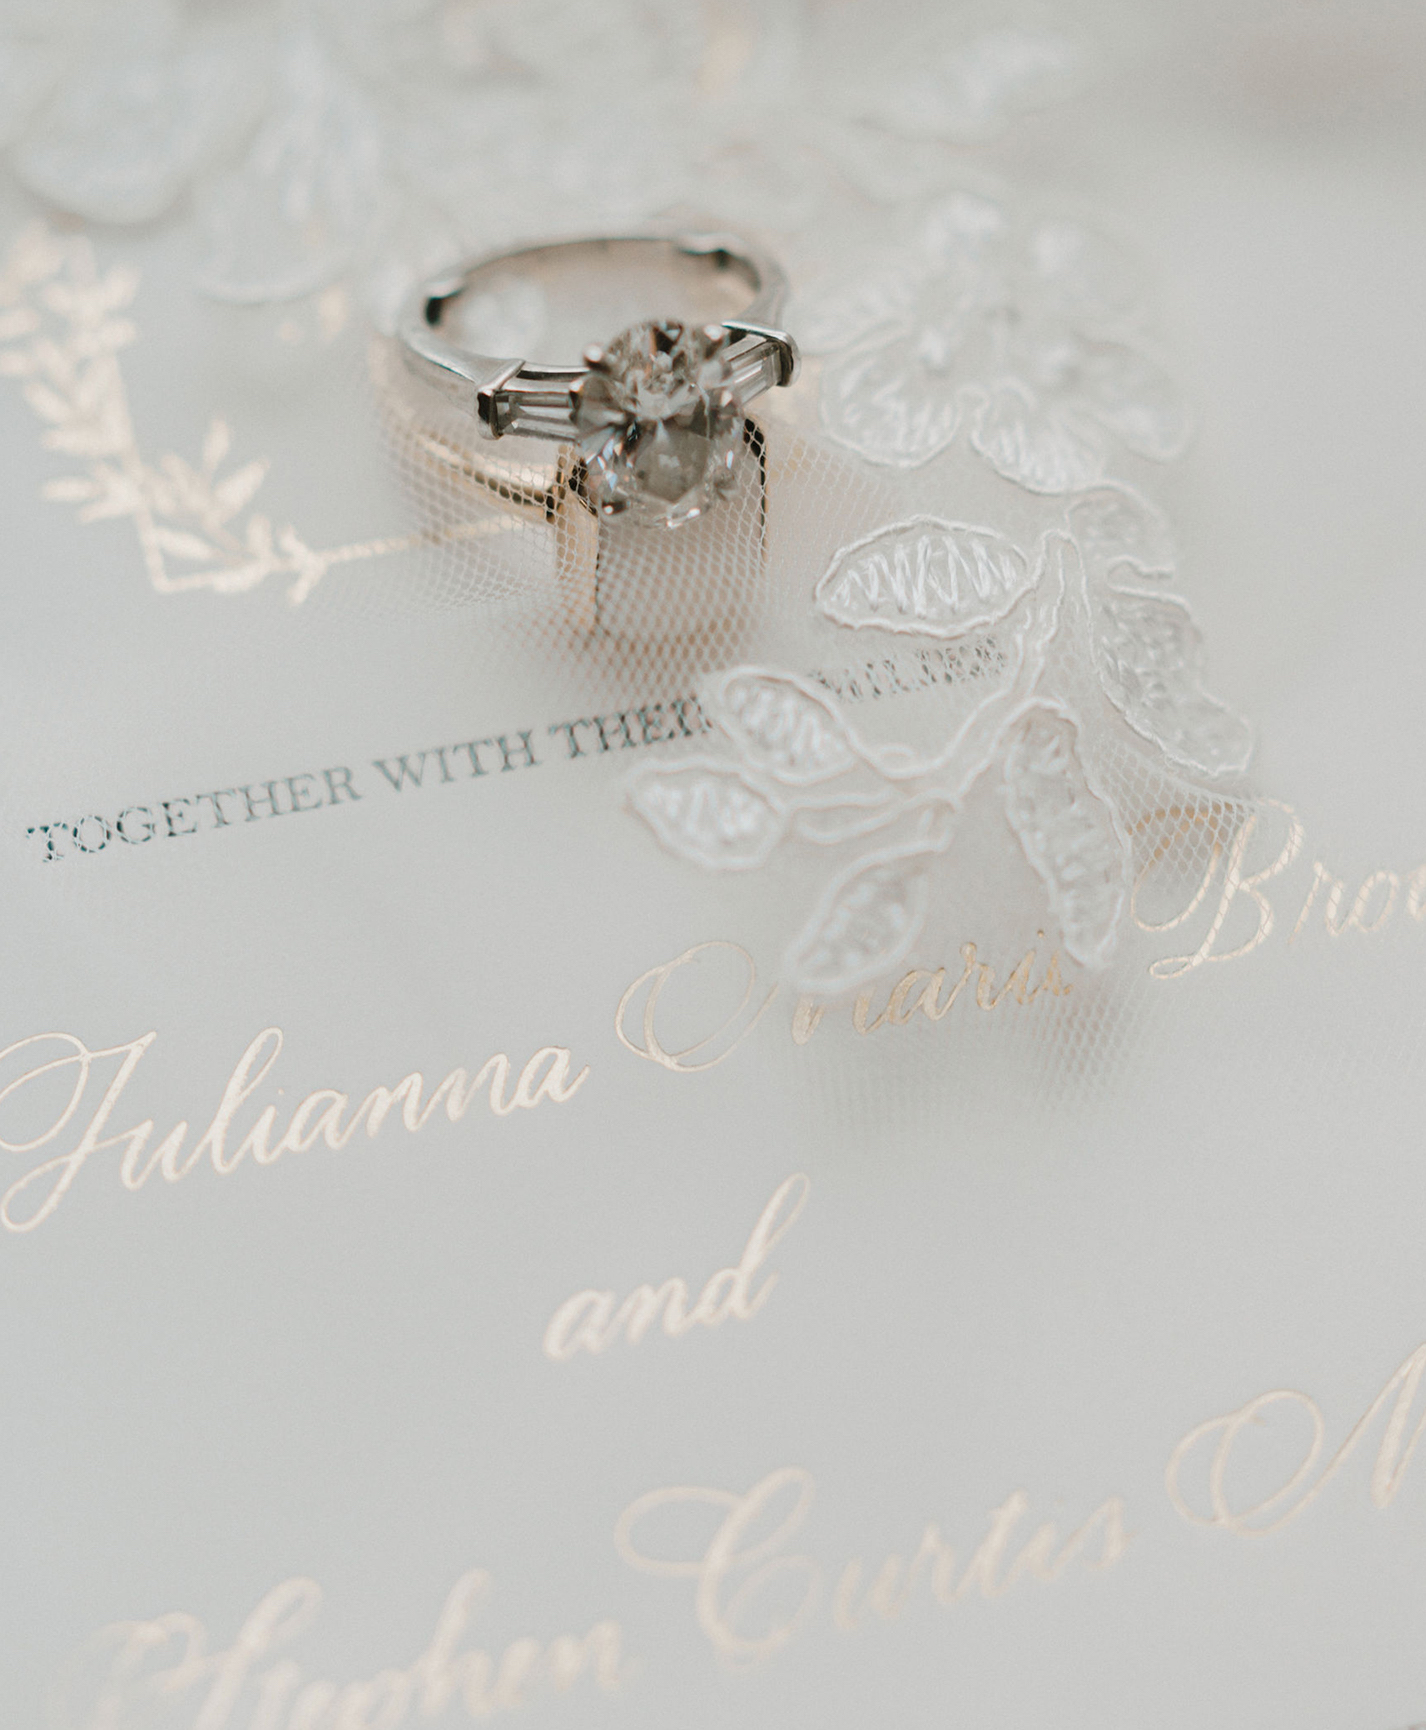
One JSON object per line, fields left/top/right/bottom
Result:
{"left": 0, "top": 6, "right": 1089, "bottom": 320}
{"left": 802, "top": 190, "right": 1192, "bottom": 492}
{"left": 627, "top": 486, "right": 1253, "bottom": 994}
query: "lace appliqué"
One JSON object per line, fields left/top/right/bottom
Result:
{"left": 803, "top": 191, "right": 1191, "bottom": 493}
{"left": 1002, "top": 704, "right": 1128, "bottom": 970}
{"left": 628, "top": 485, "right": 1252, "bottom": 994}
{"left": 11, "top": 12, "right": 265, "bottom": 226}
{"left": 0, "top": 7, "right": 1087, "bottom": 322}
{"left": 815, "top": 518, "right": 1036, "bottom": 638}
{"left": 1092, "top": 588, "right": 1253, "bottom": 780}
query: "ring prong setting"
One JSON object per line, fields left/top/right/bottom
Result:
{"left": 573, "top": 317, "right": 745, "bottom": 527}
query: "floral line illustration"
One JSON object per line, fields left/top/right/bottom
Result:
{"left": 0, "top": 221, "right": 495, "bottom": 605}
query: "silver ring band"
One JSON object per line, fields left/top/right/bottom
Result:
{"left": 397, "top": 231, "right": 799, "bottom": 441}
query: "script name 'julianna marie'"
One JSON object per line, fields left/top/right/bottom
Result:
{"left": 0, "top": 1027, "right": 589, "bottom": 1232}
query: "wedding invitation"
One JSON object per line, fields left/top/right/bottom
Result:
{"left": 3, "top": 3, "right": 1426, "bottom": 1725}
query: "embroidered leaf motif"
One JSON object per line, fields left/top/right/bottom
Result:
{"left": 708, "top": 670, "right": 858, "bottom": 785}
{"left": 971, "top": 381, "right": 1104, "bottom": 494}
{"left": 627, "top": 762, "right": 786, "bottom": 872}
{"left": 1066, "top": 485, "right": 1175, "bottom": 579}
{"left": 783, "top": 846, "right": 935, "bottom": 996}
{"left": 920, "top": 190, "right": 1010, "bottom": 259}
{"left": 794, "top": 268, "right": 917, "bottom": 354}
{"left": 791, "top": 795, "right": 900, "bottom": 846}
{"left": 1002, "top": 707, "right": 1128, "bottom": 968}
{"left": 816, "top": 517, "right": 1037, "bottom": 639}
{"left": 13, "top": 29, "right": 263, "bottom": 225}
{"left": 1027, "top": 219, "right": 1141, "bottom": 325}
{"left": 1094, "top": 589, "right": 1253, "bottom": 778}
{"left": 820, "top": 339, "right": 965, "bottom": 467}
{"left": 195, "top": 32, "right": 381, "bottom": 302}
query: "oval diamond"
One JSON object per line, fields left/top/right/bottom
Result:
{"left": 573, "top": 319, "right": 743, "bottom": 527}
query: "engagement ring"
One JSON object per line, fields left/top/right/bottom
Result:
{"left": 397, "top": 233, "right": 798, "bottom": 529}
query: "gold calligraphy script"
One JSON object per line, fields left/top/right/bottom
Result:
{"left": 61, "top": 1570, "right": 629, "bottom": 1730}
{"left": 811, "top": 938, "right": 1070, "bottom": 1042}
{"left": 1166, "top": 1341, "right": 1426, "bottom": 1538}
{"left": 614, "top": 1467, "right": 1128, "bottom": 1665}
{"left": 616, "top": 939, "right": 1066, "bottom": 1073}
{"left": 543, "top": 1174, "right": 809, "bottom": 1360}
{"left": 0, "top": 1028, "right": 589, "bottom": 1233}
{"left": 1134, "top": 801, "right": 1426, "bottom": 979}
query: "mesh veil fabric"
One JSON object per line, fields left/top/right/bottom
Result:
{"left": 0, "top": 1, "right": 1273, "bottom": 1089}
{"left": 348, "top": 186, "right": 1256, "bottom": 1038}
